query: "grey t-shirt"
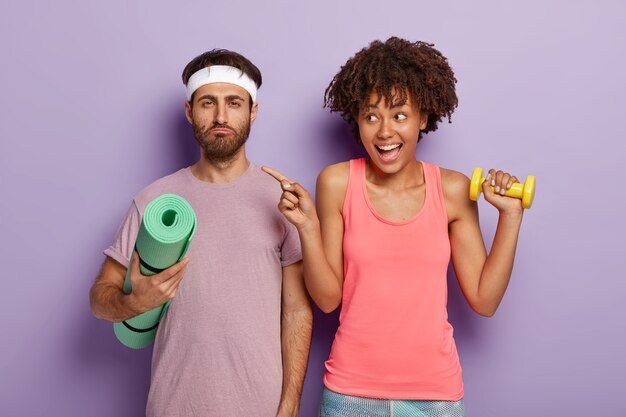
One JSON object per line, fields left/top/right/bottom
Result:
{"left": 105, "top": 164, "right": 302, "bottom": 417}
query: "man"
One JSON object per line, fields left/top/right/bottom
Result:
{"left": 90, "top": 49, "right": 312, "bottom": 417}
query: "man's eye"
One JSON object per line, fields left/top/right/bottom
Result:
{"left": 201, "top": 101, "right": 214, "bottom": 107}
{"left": 230, "top": 101, "right": 241, "bottom": 108}
{"left": 395, "top": 113, "right": 407, "bottom": 121}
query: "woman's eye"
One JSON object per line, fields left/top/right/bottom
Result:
{"left": 365, "top": 114, "right": 378, "bottom": 122}
{"left": 395, "top": 113, "right": 407, "bottom": 121}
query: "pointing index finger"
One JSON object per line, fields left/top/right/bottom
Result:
{"left": 262, "top": 166, "right": 294, "bottom": 187}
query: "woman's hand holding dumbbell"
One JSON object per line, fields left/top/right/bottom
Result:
{"left": 470, "top": 167, "right": 536, "bottom": 212}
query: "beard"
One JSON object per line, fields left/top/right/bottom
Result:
{"left": 191, "top": 117, "right": 251, "bottom": 164}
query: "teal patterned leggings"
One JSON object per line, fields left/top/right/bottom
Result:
{"left": 319, "top": 387, "right": 465, "bottom": 417}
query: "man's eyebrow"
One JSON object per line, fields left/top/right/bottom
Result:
{"left": 195, "top": 94, "right": 246, "bottom": 103}
{"left": 225, "top": 95, "right": 245, "bottom": 102}
{"left": 196, "top": 94, "right": 217, "bottom": 102}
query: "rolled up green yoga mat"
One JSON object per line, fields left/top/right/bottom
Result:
{"left": 114, "top": 193, "right": 196, "bottom": 349}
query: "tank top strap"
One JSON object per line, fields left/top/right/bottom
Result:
{"left": 349, "top": 158, "right": 365, "bottom": 188}
{"left": 421, "top": 161, "right": 449, "bottom": 225}
{"left": 342, "top": 158, "right": 365, "bottom": 223}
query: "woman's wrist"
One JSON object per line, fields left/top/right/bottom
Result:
{"left": 296, "top": 217, "right": 321, "bottom": 236}
{"left": 497, "top": 208, "right": 524, "bottom": 223}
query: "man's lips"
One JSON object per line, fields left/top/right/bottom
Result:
{"left": 210, "top": 127, "right": 235, "bottom": 135}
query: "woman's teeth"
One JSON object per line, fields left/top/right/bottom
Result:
{"left": 375, "top": 143, "right": 402, "bottom": 161}
{"left": 377, "top": 143, "right": 401, "bottom": 151}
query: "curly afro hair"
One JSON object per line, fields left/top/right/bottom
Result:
{"left": 324, "top": 37, "right": 458, "bottom": 143}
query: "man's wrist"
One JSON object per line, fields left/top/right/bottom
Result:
{"left": 118, "top": 291, "right": 143, "bottom": 319}
{"left": 276, "top": 402, "right": 299, "bottom": 417}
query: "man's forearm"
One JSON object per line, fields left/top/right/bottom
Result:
{"left": 90, "top": 281, "right": 141, "bottom": 322}
{"left": 277, "top": 307, "right": 312, "bottom": 417}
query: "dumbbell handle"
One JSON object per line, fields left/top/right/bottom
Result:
{"left": 478, "top": 178, "right": 525, "bottom": 199}
{"left": 469, "top": 167, "right": 536, "bottom": 209}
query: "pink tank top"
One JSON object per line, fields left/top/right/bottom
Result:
{"left": 323, "top": 158, "right": 464, "bottom": 401}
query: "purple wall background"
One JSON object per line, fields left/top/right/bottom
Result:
{"left": 1, "top": 1, "right": 625, "bottom": 416}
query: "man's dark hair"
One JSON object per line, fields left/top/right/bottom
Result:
{"left": 324, "top": 37, "right": 458, "bottom": 143}
{"left": 182, "top": 49, "right": 262, "bottom": 108}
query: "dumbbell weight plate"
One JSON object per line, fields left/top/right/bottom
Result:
{"left": 469, "top": 167, "right": 484, "bottom": 201}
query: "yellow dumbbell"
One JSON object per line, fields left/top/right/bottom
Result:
{"left": 469, "top": 167, "right": 536, "bottom": 209}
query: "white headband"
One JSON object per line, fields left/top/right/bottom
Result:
{"left": 186, "top": 65, "right": 258, "bottom": 102}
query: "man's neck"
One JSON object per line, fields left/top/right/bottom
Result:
{"left": 190, "top": 149, "right": 250, "bottom": 184}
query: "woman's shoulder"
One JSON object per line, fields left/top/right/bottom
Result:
{"left": 439, "top": 166, "right": 469, "bottom": 183}
{"left": 317, "top": 161, "right": 351, "bottom": 206}
{"left": 318, "top": 161, "right": 350, "bottom": 188}
{"left": 436, "top": 167, "right": 474, "bottom": 222}
{"left": 438, "top": 166, "right": 471, "bottom": 202}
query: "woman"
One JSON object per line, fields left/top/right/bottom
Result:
{"left": 264, "top": 37, "right": 525, "bottom": 417}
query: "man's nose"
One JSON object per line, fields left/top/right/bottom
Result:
{"left": 215, "top": 103, "right": 227, "bottom": 124}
